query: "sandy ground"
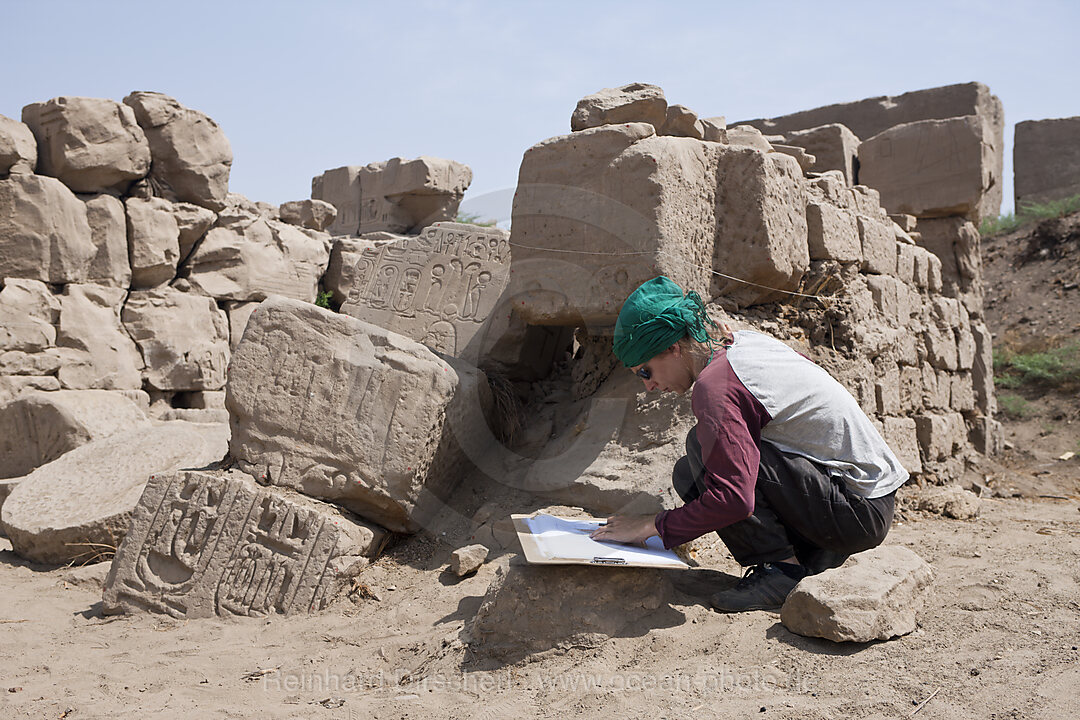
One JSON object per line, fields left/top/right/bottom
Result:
{"left": 2, "top": 487, "right": 1079, "bottom": 720}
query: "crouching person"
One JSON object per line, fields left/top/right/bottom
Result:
{"left": 591, "top": 276, "right": 908, "bottom": 612}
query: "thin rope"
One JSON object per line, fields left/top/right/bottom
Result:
{"left": 506, "top": 240, "right": 832, "bottom": 300}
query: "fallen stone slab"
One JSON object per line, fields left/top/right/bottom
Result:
{"left": 570, "top": 82, "right": 667, "bottom": 132}
{"left": 278, "top": 198, "right": 337, "bottom": 231}
{"left": 450, "top": 544, "right": 488, "bottom": 577}
{"left": 659, "top": 104, "right": 704, "bottom": 139}
{"left": 102, "top": 469, "right": 388, "bottom": 618}
{"left": 0, "top": 389, "right": 149, "bottom": 479}
{"left": 916, "top": 485, "right": 980, "bottom": 519}
{"left": 470, "top": 558, "right": 675, "bottom": 659}
{"left": 226, "top": 297, "right": 493, "bottom": 533}
{"left": 0, "top": 174, "right": 95, "bottom": 284}
{"left": 0, "top": 421, "right": 228, "bottom": 564}
{"left": 123, "top": 92, "right": 232, "bottom": 211}
{"left": 21, "top": 96, "right": 150, "bottom": 193}
{"left": 780, "top": 545, "right": 934, "bottom": 642}
{"left": 0, "top": 113, "right": 37, "bottom": 175}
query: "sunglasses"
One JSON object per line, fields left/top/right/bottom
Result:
{"left": 635, "top": 366, "right": 652, "bottom": 381}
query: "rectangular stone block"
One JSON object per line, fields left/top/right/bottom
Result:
{"left": 883, "top": 416, "right": 922, "bottom": 474}
{"left": 924, "top": 323, "right": 958, "bottom": 371}
{"left": 911, "top": 246, "right": 931, "bottom": 290}
{"left": 102, "top": 469, "right": 387, "bottom": 618}
{"left": 896, "top": 243, "right": 916, "bottom": 284}
{"left": 914, "top": 412, "right": 965, "bottom": 462}
{"left": 509, "top": 123, "right": 718, "bottom": 324}
{"left": 874, "top": 360, "right": 901, "bottom": 415}
{"left": 857, "top": 215, "right": 897, "bottom": 275}
{"left": 806, "top": 201, "right": 860, "bottom": 262}
{"left": 782, "top": 123, "right": 859, "bottom": 185}
{"left": 1014, "top": 116, "right": 1080, "bottom": 208}
{"left": 899, "top": 365, "right": 922, "bottom": 412}
{"left": 950, "top": 372, "right": 975, "bottom": 412}
{"left": 970, "top": 320, "right": 994, "bottom": 414}
{"left": 226, "top": 297, "right": 492, "bottom": 532}
{"left": 335, "top": 222, "right": 511, "bottom": 360}
{"left": 968, "top": 415, "right": 1003, "bottom": 456}
{"left": 310, "top": 165, "right": 361, "bottom": 236}
{"left": 918, "top": 217, "right": 982, "bottom": 315}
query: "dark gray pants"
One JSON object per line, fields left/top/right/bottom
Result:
{"left": 672, "top": 426, "right": 895, "bottom": 572}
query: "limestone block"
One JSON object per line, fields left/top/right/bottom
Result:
{"left": 0, "top": 278, "right": 59, "bottom": 352}
{"left": 279, "top": 198, "right": 337, "bottom": 231}
{"left": 950, "top": 372, "right": 975, "bottom": 412}
{"left": 917, "top": 217, "right": 982, "bottom": 315}
{"left": 160, "top": 407, "right": 229, "bottom": 424}
{"left": 310, "top": 165, "right": 361, "bottom": 236}
{"left": 126, "top": 197, "right": 181, "bottom": 289}
{"left": 122, "top": 287, "right": 230, "bottom": 391}
{"left": 55, "top": 284, "right": 143, "bottom": 390}
{"left": 0, "top": 114, "right": 37, "bottom": 175}
{"left": 0, "top": 390, "right": 148, "bottom": 479}
{"left": 911, "top": 246, "right": 930, "bottom": 290}
{"left": 570, "top": 82, "right": 667, "bottom": 132}
{"left": 21, "top": 97, "right": 150, "bottom": 193}
{"left": 782, "top": 123, "right": 860, "bottom": 185}
{"left": 700, "top": 116, "right": 727, "bottom": 143}
{"left": 866, "top": 275, "right": 901, "bottom": 327}
{"left": 123, "top": 92, "right": 232, "bottom": 211}
{"left": 470, "top": 559, "right": 672, "bottom": 659}
{"left": 882, "top": 416, "right": 921, "bottom": 475}
{"left": 927, "top": 252, "right": 942, "bottom": 293}
{"left": 0, "top": 421, "right": 228, "bottom": 564}
{"left": 182, "top": 216, "right": 330, "bottom": 302}
{"left": 857, "top": 215, "right": 897, "bottom": 275}
{"left": 226, "top": 297, "right": 493, "bottom": 532}
{"left": 970, "top": 320, "right": 994, "bottom": 414}
{"left": 890, "top": 214, "right": 917, "bottom": 231}
{"left": 658, "top": 104, "right": 704, "bottom": 139}
{"left": 859, "top": 115, "right": 995, "bottom": 222}
{"left": 0, "top": 174, "right": 95, "bottom": 284}
{"left": 770, "top": 144, "right": 815, "bottom": 173}
{"left": 102, "top": 469, "right": 387, "bottom": 617}
{"left": 914, "top": 412, "right": 965, "bottom": 462}
{"left": 917, "top": 485, "right": 979, "bottom": 519}
{"left": 898, "top": 365, "right": 922, "bottom": 412}
{"left": 77, "top": 193, "right": 131, "bottom": 287}
{"left": 969, "top": 415, "right": 1002, "bottom": 456}
{"left": 1013, "top": 116, "right": 1080, "bottom": 208}
{"left": 0, "top": 375, "right": 60, "bottom": 405}
{"left": 924, "top": 324, "right": 958, "bottom": 371}
{"left": 956, "top": 328, "right": 975, "bottom": 370}
{"left": 895, "top": 242, "right": 916, "bottom": 285}
{"left": 323, "top": 236, "right": 390, "bottom": 304}
{"left": 224, "top": 300, "right": 259, "bottom": 350}
{"left": 874, "top": 360, "right": 901, "bottom": 415}
{"left": 509, "top": 124, "right": 720, "bottom": 324}
{"left": 0, "top": 349, "right": 61, "bottom": 375}
{"left": 724, "top": 125, "right": 773, "bottom": 152}
{"left": 850, "top": 185, "right": 887, "bottom": 220}
{"left": 712, "top": 149, "right": 809, "bottom": 306}
{"left": 780, "top": 546, "right": 934, "bottom": 642}
{"left": 809, "top": 171, "right": 851, "bottom": 208}
{"left": 170, "top": 202, "right": 217, "bottom": 264}
{"left": 337, "top": 222, "right": 511, "bottom": 358}
{"left": 450, "top": 543, "right": 488, "bottom": 577}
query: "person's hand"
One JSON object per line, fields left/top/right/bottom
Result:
{"left": 589, "top": 514, "right": 660, "bottom": 547}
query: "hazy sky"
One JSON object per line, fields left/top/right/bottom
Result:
{"left": 4, "top": 0, "right": 1078, "bottom": 220}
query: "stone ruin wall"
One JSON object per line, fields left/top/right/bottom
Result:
{"left": 1013, "top": 116, "right": 1080, "bottom": 209}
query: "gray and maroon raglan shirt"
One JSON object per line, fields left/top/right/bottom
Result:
{"left": 654, "top": 330, "right": 909, "bottom": 549}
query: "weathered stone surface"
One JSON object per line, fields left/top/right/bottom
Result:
{"left": 0, "top": 174, "right": 95, "bottom": 283}
{"left": 712, "top": 149, "right": 809, "bottom": 306}
{"left": 0, "top": 421, "right": 228, "bottom": 564}
{"left": 21, "top": 97, "right": 149, "bottom": 193}
{"left": 0, "top": 390, "right": 149, "bottom": 479}
{"left": 917, "top": 485, "right": 980, "bottom": 519}
{"left": 470, "top": 559, "right": 673, "bottom": 658}
{"left": 451, "top": 543, "right": 488, "bottom": 577}
{"left": 915, "top": 412, "right": 966, "bottom": 462}
{"left": 55, "top": 284, "right": 143, "bottom": 390}
{"left": 125, "top": 197, "right": 180, "bottom": 289}
{"left": 170, "top": 202, "right": 216, "bottom": 264}
{"left": 323, "top": 236, "right": 390, "bottom": 304}
{"left": 337, "top": 222, "right": 511, "bottom": 357}
{"left": 181, "top": 215, "right": 330, "bottom": 302}
{"left": 226, "top": 297, "right": 493, "bottom": 532}
{"left": 77, "top": 193, "right": 131, "bottom": 287}
{"left": 724, "top": 125, "right": 773, "bottom": 152}
{"left": 882, "top": 416, "right": 921, "bottom": 474}
{"left": 780, "top": 545, "right": 934, "bottom": 642}
{"left": 123, "top": 92, "right": 232, "bottom": 210}
{"left": 0, "top": 478, "right": 18, "bottom": 513}
{"left": 224, "top": 300, "right": 259, "bottom": 350}
{"left": 0, "top": 278, "right": 59, "bottom": 352}
{"left": 970, "top": 320, "right": 994, "bottom": 414}
{"left": 1014, "top": 116, "right": 1080, "bottom": 208}
{"left": 0, "top": 375, "right": 60, "bottom": 405}
{"left": 806, "top": 201, "right": 860, "bottom": 262}
{"left": 700, "top": 116, "right": 727, "bottom": 142}
{"left": 857, "top": 215, "right": 897, "bottom": 275}
{"left": 917, "top": 217, "right": 983, "bottom": 316}
{"left": 279, "top": 198, "right": 337, "bottom": 231}
{"left": 0, "top": 114, "right": 37, "bottom": 175}
{"left": 312, "top": 157, "right": 472, "bottom": 236}
{"left": 570, "top": 83, "right": 667, "bottom": 132}
{"left": 122, "top": 287, "right": 230, "bottom": 391}
{"left": 0, "top": 349, "right": 61, "bottom": 375}
{"left": 771, "top": 144, "right": 816, "bottom": 173}
{"left": 102, "top": 469, "right": 387, "bottom": 617}
{"left": 783, "top": 123, "right": 860, "bottom": 185}
{"left": 859, "top": 115, "right": 995, "bottom": 222}
{"left": 659, "top": 104, "right": 704, "bottom": 139}
{"left": 510, "top": 123, "right": 718, "bottom": 324}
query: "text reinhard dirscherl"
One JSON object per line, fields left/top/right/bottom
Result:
{"left": 261, "top": 667, "right": 815, "bottom": 695}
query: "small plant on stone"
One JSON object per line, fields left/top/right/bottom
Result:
{"left": 315, "top": 289, "right": 334, "bottom": 310}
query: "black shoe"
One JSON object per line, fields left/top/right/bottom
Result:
{"left": 710, "top": 564, "right": 804, "bottom": 612}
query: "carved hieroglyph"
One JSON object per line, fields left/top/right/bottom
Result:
{"left": 336, "top": 222, "right": 511, "bottom": 357}
{"left": 103, "top": 469, "right": 387, "bottom": 618}
{"left": 226, "top": 297, "right": 493, "bottom": 532}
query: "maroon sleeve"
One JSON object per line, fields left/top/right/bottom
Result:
{"left": 654, "top": 352, "right": 772, "bottom": 549}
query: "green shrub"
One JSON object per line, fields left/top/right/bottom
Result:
{"left": 315, "top": 289, "right": 334, "bottom": 309}
{"left": 997, "top": 393, "right": 1033, "bottom": 419}
{"left": 454, "top": 211, "right": 498, "bottom": 227}
{"left": 980, "top": 194, "right": 1080, "bottom": 235}
{"left": 993, "top": 343, "right": 1080, "bottom": 390}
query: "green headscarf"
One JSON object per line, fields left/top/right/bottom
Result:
{"left": 612, "top": 276, "right": 719, "bottom": 367}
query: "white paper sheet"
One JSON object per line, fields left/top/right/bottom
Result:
{"left": 522, "top": 514, "right": 688, "bottom": 568}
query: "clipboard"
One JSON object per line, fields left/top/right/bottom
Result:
{"left": 511, "top": 513, "right": 688, "bottom": 569}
